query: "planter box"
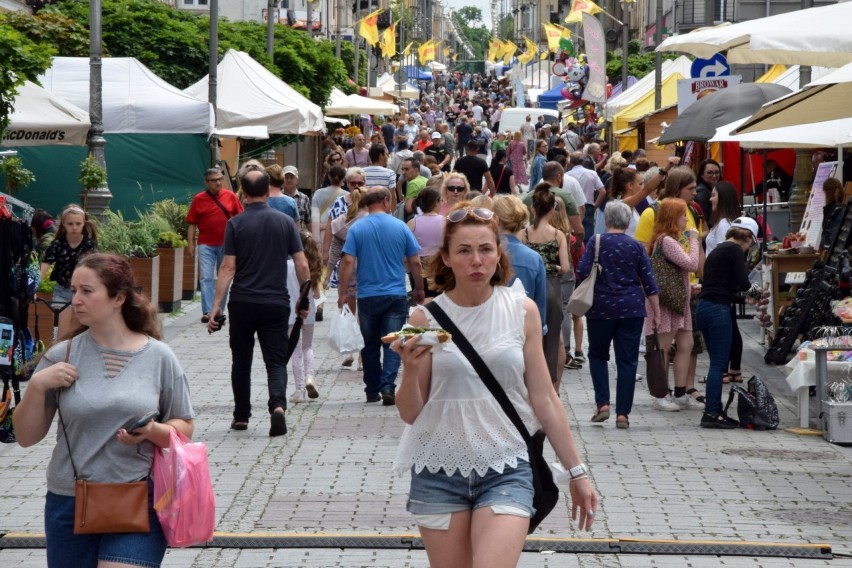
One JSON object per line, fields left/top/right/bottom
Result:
{"left": 156, "top": 247, "right": 184, "bottom": 313}
{"left": 129, "top": 255, "right": 160, "bottom": 308}
{"left": 182, "top": 250, "right": 198, "bottom": 301}
{"left": 29, "top": 293, "right": 65, "bottom": 345}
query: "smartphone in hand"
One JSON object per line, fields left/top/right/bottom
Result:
{"left": 122, "top": 411, "right": 159, "bottom": 435}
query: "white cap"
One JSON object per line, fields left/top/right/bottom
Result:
{"left": 431, "top": 131, "right": 442, "bottom": 139}
{"left": 730, "top": 216, "right": 759, "bottom": 241}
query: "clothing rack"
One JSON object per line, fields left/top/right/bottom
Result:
{"left": 0, "top": 191, "right": 35, "bottom": 224}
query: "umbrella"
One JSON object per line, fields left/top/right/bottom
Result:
{"left": 656, "top": 2, "right": 852, "bottom": 67}
{"left": 712, "top": 116, "right": 852, "bottom": 149}
{"left": 734, "top": 62, "right": 852, "bottom": 134}
{"left": 285, "top": 280, "right": 313, "bottom": 364}
{"left": 657, "top": 83, "right": 791, "bottom": 144}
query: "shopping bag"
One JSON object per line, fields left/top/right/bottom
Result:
{"left": 644, "top": 332, "right": 670, "bottom": 398}
{"left": 328, "top": 305, "right": 365, "bottom": 354}
{"left": 153, "top": 429, "right": 216, "bottom": 547}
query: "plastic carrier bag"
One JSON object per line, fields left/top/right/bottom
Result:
{"left": 328, "top": 305, "right": 365, "bottom": 354}
{"left": 153, "top": 429, "right": 216, "bottom": 547}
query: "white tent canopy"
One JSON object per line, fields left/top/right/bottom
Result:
{"left": 3, "top": 81, "right": 90, "bottom": 147}
{"left": 325, "top": 88, "right": 398, "bottom": 116}
{"left": 657, "top": 2, "right": 852, "bottom": 67}
{"left": 40, "top": 57, "right": 214, "bottom": 134}
{"left": 604, "top": 56, "right": 692, "bottom": 121}
{"left": 711, "top": 116, "right": 852, "bottom": 149}
{"left": 376, "top": 73, "right": 420, "bottom": 100}
{"left": 185, "top": 49, "right": 325, "bottom": 135}
{"left": 736, "top": 62, "right": 852, "bottom": 134}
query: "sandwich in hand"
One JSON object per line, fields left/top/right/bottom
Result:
{"left": 381, "top": 326, "right": 452, "bottom": 346}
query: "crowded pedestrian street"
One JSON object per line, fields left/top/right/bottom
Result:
{"left": 2, "top": 291, "right": 850, "bottom": 567}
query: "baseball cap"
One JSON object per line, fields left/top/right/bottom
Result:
{"left": 730, "top": 217, "right": 759, "bottom": 241}
{"left": 283, "top": 165, "right": 299, "bottom": 177}
{"left": 431, "top": 131, "right": 442, "bottom": 139}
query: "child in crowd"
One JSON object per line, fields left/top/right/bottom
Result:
{"left": 288, "top": 231, "right": 323, "bottom": 403}
{"left": 39, "top": 204, "right": 98, "bottom": 339}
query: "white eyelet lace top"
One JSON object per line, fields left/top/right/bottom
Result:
{"left": 393, "top": 281, "right": 541, "bottom": 478}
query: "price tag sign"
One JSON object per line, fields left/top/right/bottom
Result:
{"left": 785, "top": 272, "right": 807, "bottom": 285}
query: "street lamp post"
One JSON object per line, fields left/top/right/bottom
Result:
{"left": 84, "top": 0, "right": 112, "bottom": 218}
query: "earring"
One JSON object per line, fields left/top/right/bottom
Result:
{"left": 433, "top": 274, "right": 446, "bottom": 286}
{"left": 490, "top": 271, "right": 502, "bottom": 284}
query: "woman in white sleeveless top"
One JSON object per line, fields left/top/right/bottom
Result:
{"left": 391, "top": 202, "right": 597, "bottom": 567}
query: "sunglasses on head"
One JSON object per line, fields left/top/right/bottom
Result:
{"left": 447, "top": 185, "right": 466, "bottom": 192}
{"left": 447, "top": 207, "right": 494, "bottom": 223}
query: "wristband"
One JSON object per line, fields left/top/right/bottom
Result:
{"left": 569, "top": 474, "right": 589, "bottom": 483}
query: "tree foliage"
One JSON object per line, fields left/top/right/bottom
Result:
{"left": 0, "top": 15, "right": 54, "bottom": 136}
{"left": 605, "top": 39, "right": 679, "bottom": 83}
{"left": 451, "top": 10, "right": 491, "bottom": 60}
{"left": 25, "top": 0, "right": 352, "bottom": 107}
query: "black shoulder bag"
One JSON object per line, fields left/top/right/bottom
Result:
{"left": 425, "top": 301, "right": 559, "bottom": 533}
{"left": 206, "top": 190, "right": 233, "bottom": 220}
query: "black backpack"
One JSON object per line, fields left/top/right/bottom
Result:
{"left": 724, "top": 375, "right": 780, "bottom": 430}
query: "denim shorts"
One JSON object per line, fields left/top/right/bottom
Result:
{"left": 51, "top": 285, "right": 72, "bottom": 305}
{"left": 407, "top": 461, "right": 535, "bottom": 517}
{"left": 45, "top": 480, "right": 167, "bottom": 568}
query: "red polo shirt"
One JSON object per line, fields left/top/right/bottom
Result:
{"left": 185, "top": 189, "right": 243, "bottom": 246}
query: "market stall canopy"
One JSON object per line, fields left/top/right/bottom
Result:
{"left": 3, "top": 81, "right": 90, "bottom": 147}
{"left": 39, "top": 57, "right": 214, "bottom": 134}
{"left": 711, "top": 116, "right": 852, "bottom": 149}
{"left": 657, "top": 82, "right": 791, "bottom": 144}
{"left": 184, "top": 49, "right": 325, "bottom": 135}
{"left": 656, "top": 2, "right": 852, "bottom": 67}
{"left": 604, "top": 56, "right": 692, "bottom": 121}
{"left": 325, "top": 88, "right": 398, "bottom": 116}
{"left": 734, "top": 62, "right": 852, "bottom": 134}
{"left": 376, "top": 74, "right": 420, "bottom": 100}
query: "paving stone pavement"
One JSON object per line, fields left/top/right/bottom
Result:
{"left": 2, "top": 292, "right": 852, "bottom": 567}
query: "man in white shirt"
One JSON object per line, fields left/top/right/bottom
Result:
{"left": 566, "top": 151, "right": 604, "bottom": 244}
{"left": 562, "top": 171, "right": 586, "bottom": 220}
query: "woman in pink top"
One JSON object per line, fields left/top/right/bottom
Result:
{"left": 408, "top": 187, "right": 445, "bottom": 298}
{"left": 507, "top": 131, "right": 528, "bottom": 186}
{"left": 438, "top": 173, "right": 470, "bottom": 217}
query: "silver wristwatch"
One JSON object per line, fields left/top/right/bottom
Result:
{"left": 568, "top": 463, "right": 589, "bottom": 478}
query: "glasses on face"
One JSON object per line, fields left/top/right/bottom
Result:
{"left": 447, "top": 185, "right": 466, "bottom": 193}
{"left": 447, "top": 207, "right": 494, "bottom": 223}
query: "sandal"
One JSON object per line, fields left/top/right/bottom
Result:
{"left": 591, "top": 404, "right": 610, "bottom": 423}
{"left": 616, "top": 414, "right": 630, "bottom": 429}
{"left": 729, "top": 372, "right": 743, "bottom": 383}
{"left": 686, "top": 388, "right": 706, "bottom": 404}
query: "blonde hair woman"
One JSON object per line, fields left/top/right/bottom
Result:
{"left": 439, "top": 173, "right": 470, "bottom": 216}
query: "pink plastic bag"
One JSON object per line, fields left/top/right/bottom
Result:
{"left": 153, "top": 429, "right": 216, "bottom": 547}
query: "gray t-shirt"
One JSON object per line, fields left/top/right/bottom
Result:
{"left": 39, "top": 332, "right": 194, "bottom": 496}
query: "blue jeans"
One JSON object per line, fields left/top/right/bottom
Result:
{"left": 198, "top": 244, "right": 227, "bottom": 315}
{"left": 357, "top": 295, "right": 408, "bottom": 396}
{"left": 228, "top": 301, "right": 290, "bottom": 421}
{"left": 695, "top": 300, "right": 733, "bottom": 415}
{"left": 45, "top": 481, "right": 166, "bottom": 568}
{"left": 587, "top": 317, "right": 644, "bottom": 416}
{"left": 582, "top": 206, "right": 596, "bottom": 244}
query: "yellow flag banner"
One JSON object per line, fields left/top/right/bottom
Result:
{"left": 452, "top": 53, "right": 458, "bottom": 61}
{"left": 418, "top": 40, "right": 436, "bottom": 65}
{"left": 443, "top": 46, "right": 451, "bottom": 57}
{"left": 501, "top": 40, "right": 518, "bottom": 65}
{"left": 380, "top": 23, "right": 396, "bottom": 58}
{"left": 517, "top": 37, "right": 538, "bottom": 65}
{"left": 402, "top": 42, "right": 413, "bottom": 56}
{"left": 564, "top": 0, "right": 603, "bottom": 23}
{"left": 358, "top": 8, "right": 383, "bottom": 46}
{"left": 540, "top": 51, "right": 550, "bottom": 60}
{"left": 487, "top": 38, "right": 503, "bottom": 62}
{"left": 542, "top": 23, "right": 564, "bottom": 52}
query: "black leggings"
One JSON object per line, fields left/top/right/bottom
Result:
{"left": 728, "top": 305, "right": 743, "bottom": 370}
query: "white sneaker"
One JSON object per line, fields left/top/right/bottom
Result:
{"left": 289, "top": 389, "right": 307, "bottom": 403}
{"left": 674, "top": 394, "right": 704, "bottom": 410}
{"left": 305, "top": 376, "right": 319, "bottom": 399}
{"left": 653, "top": 394, "right": 681, "bottom": 412}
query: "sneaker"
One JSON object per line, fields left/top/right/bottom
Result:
{"left": 653, "top": 394, "right": 681, "bottom": 412}
{"left": 700, "top": 412, "right": 738, "bottom": 429}
{"left": 289, "top": 389, "right": 307, "bottom": 404}
{"left": 381, "top": 389, "right": 396, "bottom": 406}
{"left": 305, "top": 376, "right": 319, "bottom": 399}
{"left": 573, "top": 351, "right": 586, "bottom": 364}
{"left": 674, "top": 394, "right": 704, "bottom": 410}
{"left": 269, "top": 408, "right": 287, "bottom": 437}
{"left": 201, "top": 313, "right": 210, "bottom": 324}
{"left": 342, "top": 355, "right": 355, "bottom": 368}
{"left": 565, "top": 357, "right": 583, "bottom": 369}
{"left": 638, "top": 343, "right": 646, "bottom": 354}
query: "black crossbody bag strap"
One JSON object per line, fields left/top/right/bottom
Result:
{"left": 425, "top": 301, "right": 533, "bottom": 444}
{"left": 206, "top": 190, "right": 232, "bottom": 220}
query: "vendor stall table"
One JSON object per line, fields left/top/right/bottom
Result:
{"left": 767, "top": 251, "right": 821, "bottom": 334}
